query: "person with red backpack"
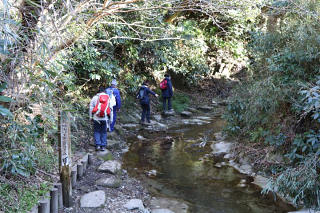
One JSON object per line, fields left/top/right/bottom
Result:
{"left": 89, "top": 86, "right": 114, "bottom": 151}
{"left": 160, "top": 73, "right": 173, "bottom": 112}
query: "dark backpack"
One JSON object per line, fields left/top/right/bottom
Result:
{"left": 137, "top": 87, "right": 146, "bottom": 100}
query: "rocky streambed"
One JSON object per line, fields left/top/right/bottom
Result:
{"left": 68, "top": 103, "right": 296, "bottom": 213}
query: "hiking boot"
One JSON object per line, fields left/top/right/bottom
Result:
{"left": 96, "top": 146, "right": 101, "bottom": 151}
{"left": 100, "top": 146, "right": 105, "bottom": 151}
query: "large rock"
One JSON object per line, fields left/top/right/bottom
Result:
{"left": 124, "top": 199, "right": 145, "bottom": 210}
{"left": 96, "top": 176, "right": 121, "bottom": 188}
{"left": 180, "top": 111, "right": 192, "bottom": 117}
{"left": 80, "top": 190, "right": 105, "bottom": 208}
{"left": 98, "top": 160, "right": 121, "bottom": 174}
{"left": 211, "top": 141, "right": 232, "bottom": 154}
{"left": 96, "top": 149, "right": 113, "bottom": 161}
{"left": 214, "top": 132, "right": 226, "bottom": 141}
{"left": 150, "top": 197, "right": 188, "bottom": 213}
{"left": 289, "top": 210, "right": 320, "bottom": 213}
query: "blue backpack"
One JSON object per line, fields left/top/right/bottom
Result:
{"left": 137, "top": 87, "right": 145, "bottom": 100}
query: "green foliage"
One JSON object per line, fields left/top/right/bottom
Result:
{"left": 0, "top": 82, "right": 13, "bottom": 117}
{"left": 300, "top": 77, "right": 320, "bottom": 122}
{"left": 171, "top": 93, "right": 190, "bottom": 113}
{"left": 0, "top": 182, "right": 51, "bottom": 213}
{"left": 0, "top": 115, "right": 55, "bottom": 177}
{"left": 263, "top": 156, "right": 320, "bottom": 209}
{"left": 224, "top": 0, "right": 320, "bottom": 209}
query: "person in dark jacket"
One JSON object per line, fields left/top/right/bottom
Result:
{"left": 137, "top": 81, "right": 158, "bottom": 124}
{"left": 105, "top": 79, "right": 121, "bottom": 132}
{"left": 161, "top": 74, "right": 173, "bottom": 112}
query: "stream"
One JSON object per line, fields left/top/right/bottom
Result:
{"left": 123, "top": 111, "right": 295, "bottom": 213}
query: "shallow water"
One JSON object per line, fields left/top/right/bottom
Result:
{"left": 123, "top": 115, "right": 295, "bottom": 213}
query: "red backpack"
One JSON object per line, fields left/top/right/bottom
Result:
{"left": 160, "top": 79, "right": 167, "bottom": 90}
{"left": 92, "top": 93, "right": 111, "bottom": 117}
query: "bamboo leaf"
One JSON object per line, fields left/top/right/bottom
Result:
{"left": 0, "top": 96, "right": 13, "bottom": 102}
{"left": 0, "top": 105, "right": 12, "bottom": 117}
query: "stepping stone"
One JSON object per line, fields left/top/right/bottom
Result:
{"left": 163, "top": 110, "right": 175, "bottom": 116}
{"left": 122, "top": 123, "right": 139, "bottom": 130}
{"left": 212, "top": 100, "right": 218, "bottom": 106}
{"left": 96, "top": 150, "right": 113, "bottom": 161}
{"left": 182, "top": 119, "right": 210, "bottom": 125}
{"left": 197, "top": 105, "right": 214, "bottom": 112}
{"left": 186, "top": 107, "right": 198, "bottom": 113}
{"left": 96, "top": 177, "right": 121, "bottom": 188}
{"left": 124, "top": 199, "right": 145, "bottom": 210}
{"left": 80, "top": 190, "right": 105, "bottom": 208}
{"left": 153, "top": 114, "right": 162, "bottom": 121}
{"left": 98, "top": 160, "right": 121, "bottom": 174}
{"left": 106, "top": 139, "right": 121, "bottom": 149}
{"left": 210, "top": 141, "right": 232, "bottom": 154}
{"left": 152, "top": 209, "right": 175, "bottom": 213}
{"left": 180, "top": 111, "right": 192, "bottom": 117}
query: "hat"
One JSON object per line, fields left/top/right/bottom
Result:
{"left": 111, "top": 79, "right": 117, "bottom": 86}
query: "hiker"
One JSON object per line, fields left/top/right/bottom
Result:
{"left": 89, "top": 86, "right": 115, "bottom": 151}
{"left": 137, "top": 81, "right": 159, "bottom": 125}
{"left": 105, "top": 79, "right": 121, "bottom": 132}
{"left": 160, "top": 73, "right": 173, "bottom": 112}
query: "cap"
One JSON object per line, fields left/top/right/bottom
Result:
{"left": 111, "top": 79, "right": 117, "bottom": 86}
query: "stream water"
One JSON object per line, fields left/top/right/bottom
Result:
{"left": 123, "top": 113, "right": 295, "bottom": 213}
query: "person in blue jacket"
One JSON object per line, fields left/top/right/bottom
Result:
{"left": 161, "top": 73, "right": 173, "bottom": 112}
{"left": 105, "top": 79, "right": 121, "bottom": 132}
{"left": 137, "top": 81, "right": 158, "bottom": 124}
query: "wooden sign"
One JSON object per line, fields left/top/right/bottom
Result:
{"left": 58, "top": 111, "right": 73, "bottom": 207}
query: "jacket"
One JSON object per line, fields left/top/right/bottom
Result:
{"left": 161, "top": 77, "right": 173, "bottom": 98}
{"left": 106, "top": 87, "right": 121, "bottom": 110}
{"left": 137, "top": 85, "right": 156, "bottom": 105}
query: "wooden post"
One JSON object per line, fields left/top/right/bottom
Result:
{"left": 53, "top": 183, "right": 63, "bottom": 210}
{"left": 50, "top": 188, "right": 58, "bottom": 213}
{"left": 82, "top": 160, "right": 87, "bottom": 174}
{"left": 71, "top": 169, "right": 77, "bottom": 188}
{"left": 88, "top": 154, "right": 94, "bottom": 165}
{"left": 77, "top": 163, "right": 83, "bottom": 180}
{"left": 58, "top": 111, "right": 73, "bottom": 207}
{"left": 38, "top": 200, "right": 49, "bottom": 213}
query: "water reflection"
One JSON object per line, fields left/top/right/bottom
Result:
{"left": 123, "top": 118, "right": 295, "bottom": 213}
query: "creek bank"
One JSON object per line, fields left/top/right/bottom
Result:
{"left": 71, "top": 95, "right": 295, "bottom": 213}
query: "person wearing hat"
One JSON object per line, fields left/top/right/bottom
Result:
{"left": 105, "top": 79, "right": 121, "bottom": 132}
